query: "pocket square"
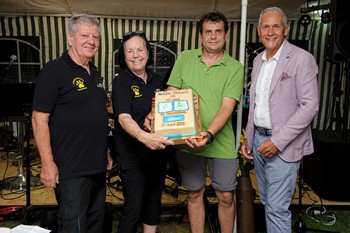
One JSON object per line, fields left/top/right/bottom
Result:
{"left": 280, "top": 72, "right": 291, "bottom": 81}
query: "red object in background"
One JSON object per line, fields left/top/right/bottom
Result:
{"left": 0, "top": 206, "right": 25, "bottom": 221}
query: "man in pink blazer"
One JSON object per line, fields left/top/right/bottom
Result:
{"left": 241, "top": 7, "right": 319, "bottom": 232}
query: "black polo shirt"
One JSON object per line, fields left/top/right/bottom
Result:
{"left": 32, "top": 51, "right": 109, "bottom": 179}
{"left": 112, "top": 67, "right": 164, "bottom": 169}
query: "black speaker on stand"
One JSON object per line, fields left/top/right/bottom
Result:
{"left": 303, "top": 130, "right": 350, "bottom": 202}
{"left": 327, "top": 0, "right": 350, "bottom": 141}
{"left": 327, "top": 0, "right": 350, "bottom": 63}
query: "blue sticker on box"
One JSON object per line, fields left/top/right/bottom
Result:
{"left": 163, "top": 115, "right": 185, "bottom": 123}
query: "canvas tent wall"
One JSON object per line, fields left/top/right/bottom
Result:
{"left": 0, "top": 12, "right": 347, "bottom": 130}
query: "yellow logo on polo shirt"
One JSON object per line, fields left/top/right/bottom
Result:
{"left": 131, "top": 85, "right": 142, "bottom": 98}
{"left": 73, "top": 77, "right": 87, "bottom": 91}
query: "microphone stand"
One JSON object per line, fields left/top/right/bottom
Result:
{"left": 1, "top": 56, "right": 16, "bottom": 83}
{"left": 0, "top": 66, "right": 10, "bottom": 83}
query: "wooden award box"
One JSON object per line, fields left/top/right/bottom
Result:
{"left": 151, "top": 89, "right": 202, "bottom": 145}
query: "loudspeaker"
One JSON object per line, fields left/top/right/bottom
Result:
{"left": 327, "top": 0, "right": 350, "bottom": 63}
{"left": 303, "top": 130, "right": 350, "bottom": 201}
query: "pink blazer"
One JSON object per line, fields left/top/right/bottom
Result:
{"left": 245, "top": 40, "right": 319, "bottom": 162}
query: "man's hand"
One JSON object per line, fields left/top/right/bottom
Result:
{"left": 258, "top": 138, "right": 278, "bottom": 158}
{"left": 40, "top": 160, "right": 59, "bottom": 188}
{"left": 241, "top": 138, "right": 254, "bottom": 160}
{"left": 185, "top": 131, "right": 209, "bottom": 148}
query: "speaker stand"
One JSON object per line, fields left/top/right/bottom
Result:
{"left": 328, "top": 63, "right": 343, "bottom": 130}
{"left": 342, "top": 64, "right": 350, "bottom": 140}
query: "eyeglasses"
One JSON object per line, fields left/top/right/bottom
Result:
{"left": 122, "top": 31, "right": 145, "bottom": 42}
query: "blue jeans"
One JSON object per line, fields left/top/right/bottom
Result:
{"left": 253, "top": 128, "right": 300, "bottom": 233}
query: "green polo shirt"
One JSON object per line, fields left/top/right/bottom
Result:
{"left": 167, "top": 48, "right": 244, "bottom": 158}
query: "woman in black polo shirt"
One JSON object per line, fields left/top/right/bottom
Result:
{"left": 112, "top": 31, "right": 174, "bottom": 233}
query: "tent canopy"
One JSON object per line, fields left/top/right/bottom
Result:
{"left": 1, "top": 0, "right": 311, "bottom": 20}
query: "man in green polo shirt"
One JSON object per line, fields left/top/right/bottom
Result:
{"left": 167, "top": 11, "right": 244, "bottom": 233}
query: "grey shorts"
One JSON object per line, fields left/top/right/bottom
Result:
{"left": 176, "top": 151, "right": 238, "bottom": 191}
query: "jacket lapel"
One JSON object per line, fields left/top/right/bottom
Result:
{"left": 269, "top": 40, "right": 292, "bottom": 96}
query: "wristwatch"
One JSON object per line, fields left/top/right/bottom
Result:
{"left": 205, "top": 130, "right": 215, "bottom": 145}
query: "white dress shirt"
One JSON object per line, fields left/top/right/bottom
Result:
{"left": 254, "top": 43, "right": 284, "bottom": 129}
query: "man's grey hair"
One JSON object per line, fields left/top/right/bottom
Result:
{"left": 68, "top": 14, "right": 101, "bottom": 35}
{"left": 258, "top": 7, "right": 288, "bottom": 26}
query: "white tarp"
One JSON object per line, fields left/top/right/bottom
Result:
{"left": 1, "top": 0, "right": 308, "bottom": 20}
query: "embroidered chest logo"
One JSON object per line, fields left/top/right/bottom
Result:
{"left": 131, "top": 85, "right": 142, "bottom": 98}
{"left": 73, "top": 77, "right": 87, "bottom": 91}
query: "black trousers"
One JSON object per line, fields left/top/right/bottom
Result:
{"left": 117, "top": 156, "right": 167, "bottom": 233}
{"left": 54, "top": 172, "right": 106, "bottom": 233}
